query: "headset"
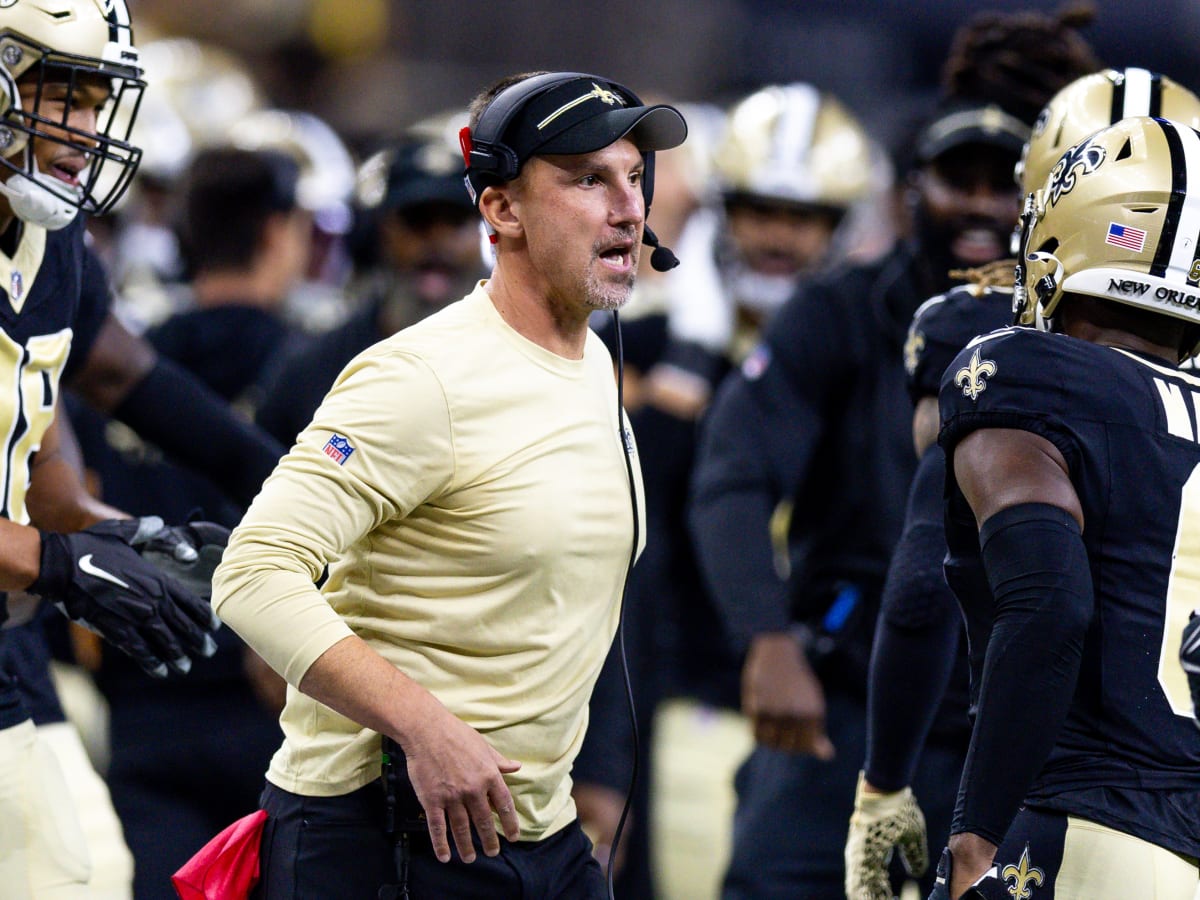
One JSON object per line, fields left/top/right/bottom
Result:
{"left": 461, "top": 71, "right": 678, "bottom": 271}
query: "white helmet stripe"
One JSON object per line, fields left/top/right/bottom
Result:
{"left": 768, "top": 83, "right": 818, "bottom": 181}
{"left": 1160, "top": 119, "right": 1200, "bottom": 282}
{"left": 104, "top": 0, "right": 132, "bottom": 33}
{"left": 1121, "top": 67, "right": 1154, "bottom": 118}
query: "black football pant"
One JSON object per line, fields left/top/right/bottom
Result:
{"left": 722, "top": 689, "right": 966, "bottom": 900}
{"left": 252, "top": 780, "right": 607, "bottom": 899}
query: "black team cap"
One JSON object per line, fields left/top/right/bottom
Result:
{"left": 505, "top": 77, "right": 686, "bottom": 160}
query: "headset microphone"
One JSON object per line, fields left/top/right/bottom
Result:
{"left": 644, "top": 224, "right": 678, "bottom": 272}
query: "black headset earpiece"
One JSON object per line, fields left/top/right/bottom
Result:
{"left": 468, "top": 72, "right": 593, "bottom": 185}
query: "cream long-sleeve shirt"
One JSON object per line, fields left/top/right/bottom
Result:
{"left": 212, "top": 283, "right": 644, "bottom": 840}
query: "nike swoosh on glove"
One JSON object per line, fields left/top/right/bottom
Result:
{"left": 30, "top": 518, "right": 220, "bottom": 679}
{"left": 846, "top": 771, "right": 928, "bottom": 900}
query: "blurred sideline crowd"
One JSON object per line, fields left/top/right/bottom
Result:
{"left": 14, "top": 4, "right": 1197, "bottom": 899}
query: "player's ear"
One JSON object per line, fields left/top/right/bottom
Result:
{"left": 479, "top": 182, "right": 522, "bottom": 240}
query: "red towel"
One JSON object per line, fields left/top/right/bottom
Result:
{"left": 172, "top": 809, "right": 269, "bottom": 900}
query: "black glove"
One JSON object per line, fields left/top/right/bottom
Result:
{"left": 1182, "top": 612, "right": 1200, "bottom": 726}
{"left": 30, "top": 518, "right": 221, "bottom": 679}
{"left": 137, "top": 518, "right": 231, "bottom": 600}
{"left": 926, "top": 848, "right": 1007, "bottom": 900}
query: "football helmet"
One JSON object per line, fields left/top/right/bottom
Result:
{"left": 228, "top": 109, "right": 356, "bottom": 235}
{"left": 1015, "top": 116, "right": 1200, "bottom": 355}
{"left": 123, "top": 38, "right": 264, "bottom": 185}
{"left": 713, "top": 83, "right": 874, "bottom": 214}
{"left": 1018, "top": 67, "right": 1200, "bottom": 193}
{"left": 0, "top": 0, "right": 144, "bottom": 226}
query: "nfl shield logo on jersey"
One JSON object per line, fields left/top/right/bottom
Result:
{"left": 322, "top": 433, "right": 355, "bottom": 465}
{"left": 10, "top": 270, "right": 22, "bottom": 303}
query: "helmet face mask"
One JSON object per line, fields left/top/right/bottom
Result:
{"left": 0, "top": 0, "right": 144, "bottom": 225}
{"left": 1015, "top": 116, "right": 1200, "bottom": 358}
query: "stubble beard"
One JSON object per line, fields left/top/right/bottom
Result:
{"left": 582, "top": 243, "right": 640, "bottom": 312}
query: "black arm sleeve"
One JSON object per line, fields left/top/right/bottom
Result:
{"left": 688, "top": 282, "right": 853, "bottom": 654}
{"left": 864, "top": 445, "right": 963, "bottom": 792}
{"left": 111, "top": 357, "right": 286, "bottom": 509}
{"left": 952, "top": 502, "right": 1093, "bottom": 844}
{"left": 688, "top": 372, "right": 796, "bottom": 652}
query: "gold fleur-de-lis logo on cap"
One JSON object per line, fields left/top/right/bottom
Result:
{"left": 954, "top": 346, "right": 997, "bottom": 401}
{"left": 590, "top": 83, "right": 622, "bottom": 106}
{"left": 1001, "top": 846, "right": 1045, "bottom": 899}
{"left": 538, "top": 82, "right": 626, "bottom": 130}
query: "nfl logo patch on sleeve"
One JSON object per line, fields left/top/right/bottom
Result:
{"left": 322, "top": 434, "right": 355, "bottom": 465}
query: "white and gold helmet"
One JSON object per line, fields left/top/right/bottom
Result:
{"left": 713, "top": 83, "right": 873, "bottom": 214}
{"left": 228, "top": 109, "right": 356, "bottom": 235}
{"left": 0, "top": 0, "right": 144, "bottom": 224}
{"left": 1018, "top": 67, "right": 1200, "bottom": 194}
{"left": 1016, "top": 116, "right": 1200, "bottom": 355}
{"left": 127, "top": 37, "right": 266, "bottom": 183}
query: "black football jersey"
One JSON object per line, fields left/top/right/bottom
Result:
{"left": 905, "top": 283, "right": 1014, "bottom": 403}
{"left": 0, "top": 218, "right": 92, "bottom": 524}
{"left": 0, "top": 216, "right": 94, "bottom": 729}
{"left": 940, "top": 325, "right": 1200, "bottom": 858}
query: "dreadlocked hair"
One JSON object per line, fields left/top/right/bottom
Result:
{"left": 940, "top": 4, "right": 1101, "bottom": 124}
{"left": 949, "top": 259, "right": 1018, "bottom": 295}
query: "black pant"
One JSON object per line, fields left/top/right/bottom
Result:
{"left": 252, "top": 780, "right": 607, "bottom": 899}
{"left": 722, "top": 689, "right": 965, "bottom": 900}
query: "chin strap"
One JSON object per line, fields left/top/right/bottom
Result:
{"left": 0, "top": 168, "right": 79, "bottom": 230}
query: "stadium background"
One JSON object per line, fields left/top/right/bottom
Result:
{"left": 134, "top": 0, "right": 1196, "bottom": 157}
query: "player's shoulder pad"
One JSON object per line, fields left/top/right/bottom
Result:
{"left": 915, "top": 284, "right": 1012, "bottom": 335}
{"left": 940, "top": 327, "right": 1122, "bottom": 428}
{"left": 906, "top": 285, "right": 1012, "bottom": 383}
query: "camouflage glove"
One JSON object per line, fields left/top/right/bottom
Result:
{"left": 846, "top": 770, "right": 929, "bottom": 900}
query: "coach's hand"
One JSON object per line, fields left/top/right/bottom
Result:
{"left": 403, "top": 698, "right": 522, "bottom": 863}
{"left": 846, "top": 771, "right": 928, "bottom": 900}
{"left": 30, "top": 518, "right": 220, "bottom": 678}
{"left": 741, "top": 631, "right": 835, "bottom": 758}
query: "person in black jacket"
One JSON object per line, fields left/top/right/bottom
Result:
{"left": 689, "top": 12, "right": 1101, "bottom": 894}
{"left": 688, "top": 101, "right": 1027, "bottom": 899}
